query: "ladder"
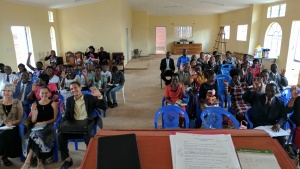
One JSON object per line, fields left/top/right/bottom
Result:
{"left": 213, "top": 26, "right": 226, "bottom": 54}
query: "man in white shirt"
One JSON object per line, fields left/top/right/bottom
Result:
{"left": 101, "top": 64, "right": 112, "bottom": 83}
{"left": 4, "top": 66, "right": 19, "bottom": 84}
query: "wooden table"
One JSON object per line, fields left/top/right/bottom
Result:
{"left": 80, "top": 129, "right": 296, "bottom": 169}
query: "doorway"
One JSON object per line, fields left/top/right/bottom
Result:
{"left": 11, "top": 26, "right": 35, "bottom": 69}
{"left": 156, "top": 27, "right": 166, "bottom": 54}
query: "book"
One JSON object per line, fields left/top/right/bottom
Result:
{"left": 0, "top": 126, "right": 15, "bottom": 130}
{"left": 175, "top": 100, "right": 187, "bottom": 106}
{"left": 236, "top": 148, "right": 280, "bottom": 169}
{"left": 254, "top": 125, "right": 289, "bottom": 137}
{"left": 97, "top": 134, "right": 141, "bottom": 169}
{"left": 32, "top": 124, "right": 47, "bottom": 131}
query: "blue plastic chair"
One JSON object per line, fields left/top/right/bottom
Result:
{"left": 68, "top": 110, "right": 101, "bottom": 150}
{"left": 52, "top": 110, "right": 62, "bottom": 162}
{"left": 195, "top": 93, "right": 202, "bottom": 128}
{"left": 216, "top": 74, "right": 232, "bottom": 108}
{"left": 154, "top": 105, "right": 189, "bottom": 129}
{"left": 287, "top": 118, "right": 298, "bottom": 152}
{"left": 82, "top": 90, "right": 106, "bottom": 117}
{"left": 19, "top": 112, "right": 28, "bottom": 162}
{"left": 221, "top": 64, "right": 235, "bottom": 76}
{"left": 200, "top": 107, "right": 239, "bottom": 129}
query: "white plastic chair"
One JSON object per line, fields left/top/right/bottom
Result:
{"left": 116, "top": 74, "right": 126, "bottom": 104}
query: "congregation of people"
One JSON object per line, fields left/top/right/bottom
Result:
{"left": 160, "top": 48, "right": 300, "bottom": 149}
{"left": 0, "top": 46, "right": 122, "bottom": 169}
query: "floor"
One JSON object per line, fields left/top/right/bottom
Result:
{"left": 4, "top": 54, "right": 171, "bottom": 169}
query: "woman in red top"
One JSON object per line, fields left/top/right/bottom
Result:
{"left": 164, "top": 73, "right": 186, "bottom": 127}
{"left": 249, "top": 59, "right": 261, "bottom": 78}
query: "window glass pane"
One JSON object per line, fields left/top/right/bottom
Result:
{"left": 279, "top": 4, "right": 286, "bottom": 17}
{"left": 48, "top": 11, "right": 54, "bottom": 22}
{"left": 224, "top": 26, "right": 230, "bottom": 39}
{"left": 174, "top": 26, "right": 192, "bottom": 39}
{"left": 263, "top": 22, "right": 282, "bottom": 58}
{"left": 267, "top": 7, "right": 271, "bottom": 18}
{"left": 270, "top": 5, "right": 279, "bottom": 18}
{"left": 237, "top": 25, "right": 248, "bottom": 41}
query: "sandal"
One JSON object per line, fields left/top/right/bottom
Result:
{"left": 2, "top": 157, "right": 12, "bottom": 166}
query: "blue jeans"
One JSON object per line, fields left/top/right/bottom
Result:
{"left": 106, "top": 85, "right": 123, "bottom": 103}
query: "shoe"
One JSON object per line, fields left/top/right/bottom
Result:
{"left": 2, "top": 157, "right": 12, "bottom": 166}
{"left": 107, "top": 101, "right": 112, "bottom": 107}
{"left": 37, "top": 164, "right": 46, "bottom": 169}
{"left": 21, "top": 163, "right": 30, "bottom": 169}
{"left": 110, "top": 103, "right": 118, "bottom": 108}
{"left": 60, "top": 159, "right": 73, "bottom": 169}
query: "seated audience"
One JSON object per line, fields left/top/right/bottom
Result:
{"left": 44, "top": 50, "right": 57, "bottom": 64}
{"left": 13, "top": 71, "right": 33, "bottom": 115}
{"left": 285, "top": 86, "right": 300, "bottom": 149}
{"left": 249, "top": 59, "right": 261, "bottom": 78}
{"left": 240, "top": 61, "right": 253, "bottom": 86}
{"left": 269, "top": 63, "right": 288, "bottom": 93}
{"left": 177, "top": 63, "right": 193, "bottom": 88}
{"left": 4, "top": 65, "right": 19, "bottom": 84}
{"left": 198, "top": 70, "right": 219, "bottom": 110}
{"left": 190, "top": 59, "right": 197, "bottom": 67}
{"left": 83, "top": 66, "right": 107, "bottom": 94}
{"left": 98, "top": 47, "right": 110, "bottom": 66}
{"left": 0, "top": 83, "right": 23, "bottom": 167}
{"left": 16, "top": 63, "right": 28, "bottom": 79}
{"left": 75, "top": 51, "right": 84, "bottom": 70}
{"left": 21, "top": 87, "right": 57, "bottom": 169}
{"left": 26, "top": 52, "right": 44, "bottom": 78}
{"left": 0, "top": 63, "right": 4, "bottom": 73}
{"left": 46, "top": 66, "right": 60, "bottom": 88}
{"left": 197, "top": 52, "right": 205, "bottom": 65}
{"left": 177, "top": 49, "right": 190, "bottom": 70}
{"left": 203, "top": 55, "right": 221, "bottom": 74}
{"left": 27, "top": 74, "right": 58, "bottom": 102}
{"left": 101, "top": 64, "right": 112, "bottom": 84}
{"left": 81, "top": 63, "right": 95, "bottom": 91}
{"left": 57, "top": 83, "right": 107, "bottom": 169}
{"left": 255, "top": 69, "right": 270, "bottom": 93}
{"left": 84, "top": 46, "right": 99, "bottom": 65}
{"left": 106, "top": 66, "right": 125, "bottom": 108}
{"left": 51, "top": 62, "right": 60, "bottom": 76}
{"left": 242, "top": 82, "right": 288, "bottom": 147}
{"left": 224, "top": 68, "right": 251, "bottom": 122}
{"left": 192, "top": 65, "right": 206, "bottom": 93}
{"left": 160, "top": 52, "right": 175, "bottom": 85}
{"left": 214, "top": 54, "right": 222, "bottom": 66}
{"left": 164, "top": 73, "right": 186, "bottom": 127}
{"left": 222, "top": 51, "right": 236, "bottom": 67}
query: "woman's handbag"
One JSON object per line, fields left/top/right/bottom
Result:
{"left": 58, "top": 119, "right": 95, "bottom": 134}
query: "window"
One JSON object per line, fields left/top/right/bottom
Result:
{"left": 50, "top": 27, "right": 57, "bottom": 52}
{"left": 174, "top": 26, "right": 192, "bottom": 39}
{"left": 267, "top": 4, "right": 286, "bottom": 18}
{"left": 11, "top": 26, "right": 35, "bottom": 69}
{"left": 224, "top": 26, "right": 230, "bottom": 39}
{"left": 48, "top": 11, "right": 54, "bottom": 22}
{"left": 236, "top": 24, "right": 248, "bottom": 41}
{"left": 290, "top": 21, "right": 300, "bottom": 61}
{"left": 263, "top": 22, "right": 282, "bottom": 58}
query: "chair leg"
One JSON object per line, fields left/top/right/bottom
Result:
{"left": 75, "top": 141, "right": 79, "bottom": 150}
{"left": 122, "top": 88, "right": 125, "bottom": 105}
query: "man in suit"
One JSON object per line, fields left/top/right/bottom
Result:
{"left": 242, "top": 82, "right": 289, "bottom": 147}
{"left": 12, "top": 71, "right": 33, "bottom": 115}
{"left": 269, "top": 63, "right": 288, "bottom": 93}
{"left": 4, "top": 66, "right": 19, "bottom": 84}
{"left": 177, "top": 49, "right": 190, "bottom": 70}
{"left": 160, "top": 51, "right": 175, "bottom": 85}
{"left": 58, "top": 82, "right": 107, "bottom": 169}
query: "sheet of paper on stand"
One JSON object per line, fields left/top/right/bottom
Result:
{"left": 0, "top": 125, "right": 15, "bottom": 130}
{"left": 254, "top": 126, "right": 289, "bottom": 137}
{"left": 170, "top": 132, "right": 241, "bottom": 169}
{"left": 237, "top": 148, "right": 280, "bottom": 169}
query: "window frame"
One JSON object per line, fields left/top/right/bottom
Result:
{"left": 236, "top": 24, "right": 248, "bottom": 41}
{"left": 263, "top": 22, "right": 282, "bottom": 59}
{"left": 174, "top": 26, "right": 193, "bottom": 39}
{"left": 267, "top": 4, "right": 286, "bottom": 18}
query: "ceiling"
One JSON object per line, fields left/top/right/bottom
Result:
{"left": 7, "top": 0, "right": 284, "bottom": 15}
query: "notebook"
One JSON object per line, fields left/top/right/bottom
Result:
{"left": 97, "top": 134, "right": 141, "bottom": 169}
{"left": 32, "top": 124, "right": 47, "bottom": 131}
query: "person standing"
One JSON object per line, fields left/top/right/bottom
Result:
{"left": 160, "top": 51, "right": 175, "bottom": 85}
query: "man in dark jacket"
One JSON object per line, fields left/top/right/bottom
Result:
{"left": 160, "top": 51, "right": 175, "bottom": 85}
{"left": 58, "top": 82, "right": 107, "bottom": 169}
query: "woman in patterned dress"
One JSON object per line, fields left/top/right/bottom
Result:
{"left": 224, "top": 68, "right": 251, "bottom": 122}
{"left": 21, "top": 87, "right": 57, "bottom": 169}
